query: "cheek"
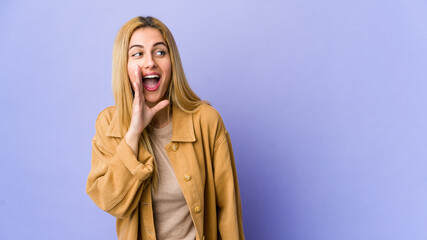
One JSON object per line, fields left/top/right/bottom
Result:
{"left": 165, "top": 63, "right": 172, "bottom": 81}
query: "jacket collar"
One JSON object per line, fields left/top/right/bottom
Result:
{"left": 105, "top": 105, "right": 196, "bottom": 142}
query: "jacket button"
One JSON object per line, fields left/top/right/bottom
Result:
{"left": 171, "top": 143, "right": 179, "bottom": 151}
{"left": 184, "top": 174, "right": 192, "bottom": 181}
{"left": 194, "top": 205, "right": 201, "bottom": 214}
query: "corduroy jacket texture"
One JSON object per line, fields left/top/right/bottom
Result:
{"left": 86, "top": 104, "right": 244, "bottom": 240}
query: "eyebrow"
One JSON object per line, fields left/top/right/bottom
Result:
{"left": 128, "top": 42, "right": 167, "bottom": 51}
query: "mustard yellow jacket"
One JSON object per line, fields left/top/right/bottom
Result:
{"left": 86, "top": 104, "right": 244, "bottom": 240}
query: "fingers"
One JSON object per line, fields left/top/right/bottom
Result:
{"left": 132, "top": 65, "right": 145, "bottom": 112}
{"left": 134, "top": 65, "right": 144, "bottom": 102}
{"left": 151, "top": 100, "right": 170, "bottom": 114}
{"left": 132, "top": 81, "right": 139, "bottom": 97}
{"left": 132, "top": 82, "right": 140, "bottom": 108}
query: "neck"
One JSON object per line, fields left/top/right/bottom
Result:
{"left": 150, "top": 105, "right": 171, "bottom": 129}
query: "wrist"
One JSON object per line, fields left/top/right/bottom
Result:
{"left": 127, "top": 127, "right": 143, "bottom": 137}
{"left": 125, "top": 130, "right": 141, "bottom": 143}
{"left": 124, "top": 130, "right": 141, "bottom": 156}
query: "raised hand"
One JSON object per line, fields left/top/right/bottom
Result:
{"left": 125, "top": 65, "right": 169, "bottom": 154}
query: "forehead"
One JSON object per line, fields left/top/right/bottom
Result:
{"left": 129, "top": 27, "right": 166, "bottom": 46}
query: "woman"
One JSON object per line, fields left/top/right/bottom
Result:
{"left": 86, "top": 16, "right": 244, "bottom": 240}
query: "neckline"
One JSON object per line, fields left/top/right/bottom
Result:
{"left": 147, "top": 120, "right": 173, "bottom": 137}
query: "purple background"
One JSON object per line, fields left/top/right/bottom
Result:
{"left": 1, "top": 0, "right": 427, "bottom": 239}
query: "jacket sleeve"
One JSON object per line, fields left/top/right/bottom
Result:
{"left": 86, "top": 112, "right": 154, "bottom": 218}
{"left": 214, "top": 131, "right": 245, "bottom": 239}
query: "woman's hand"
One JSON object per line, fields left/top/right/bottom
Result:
{"left": 125, "top": 66, "right": 169, "bottom": 154}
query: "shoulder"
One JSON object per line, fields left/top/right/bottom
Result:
{"left": 93, "top": 106, "right": 120, "bottom": 139}
{"left": 192, "top": 103, "right": 228, "bottom": 139}
{"left": 196, "top": 103, "right": 222, "bottom": 120}
{"left": 95, "top": 106, "right": 116, "bottom": 125}
{"left": 193, "top": 103, "right": 224, "bottom": 126}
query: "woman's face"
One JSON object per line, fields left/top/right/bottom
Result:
{"left": 127, "top": 27, "right": 172, "bottom": 107}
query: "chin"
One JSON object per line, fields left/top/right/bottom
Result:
{"left": 145, "top": 91, "right": 166, "bottom": 102}
{"left": 144, "top": 96, "right": 161, "bottom": 106}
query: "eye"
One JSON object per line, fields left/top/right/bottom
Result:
{"left": 132, "top": 52, "right": 142, "bottom": 57}
{"left": 155, "top": 50, "right": 166, "bottom": 56}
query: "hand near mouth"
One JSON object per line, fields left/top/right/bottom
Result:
{"left": 125, "top": 66, "right": 169, "bottom": 154}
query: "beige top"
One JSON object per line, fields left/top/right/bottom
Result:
{"left": 147, "top": 121, "right": 196, "bottom": 240}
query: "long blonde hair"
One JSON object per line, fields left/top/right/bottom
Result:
{"left": 112, "top": 16, "right": 205, "bottom": 189}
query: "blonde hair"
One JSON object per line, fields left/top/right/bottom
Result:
{"left": 112, "top": 16, "right": 205, "bottom": 189}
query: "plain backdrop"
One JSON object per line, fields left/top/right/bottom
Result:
{"left": 1, "top": 0, "right": 427, "bottom": 239}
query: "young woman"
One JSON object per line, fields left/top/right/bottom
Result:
{"left": 86, "top": 16, "right": 244, "bottom": 240}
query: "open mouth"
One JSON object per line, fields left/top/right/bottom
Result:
{"left": 142, "top": 73, "right": 161, "bottom": 91}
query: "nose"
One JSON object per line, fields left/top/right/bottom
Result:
{"left": 143, "top": 54, "right": 157, "bottom": 69}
